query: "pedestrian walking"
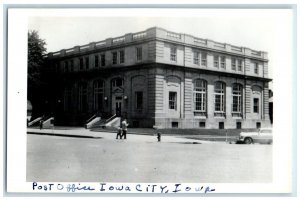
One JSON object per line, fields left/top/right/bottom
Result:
{"left": 121, "top": 119, "right": 129, "bottom": 139}
{"left": 116, "top": 127, "right": 122, "bottom": 139}
{"left": 157, "top": 132, "right": 161, "bottom": 142}
{"left": 39, "top": 119, "right": 44, "bottom": 130}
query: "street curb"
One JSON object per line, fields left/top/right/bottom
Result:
{"left": 27, "top": 132, "right": 102, "bottom": 139}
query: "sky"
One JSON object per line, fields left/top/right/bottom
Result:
{"left": 27, "top": 8, "right": 295, "bottom": 89}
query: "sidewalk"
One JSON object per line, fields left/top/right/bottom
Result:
{"left": 27, "top": 127, "right": 223, "bottom": 144}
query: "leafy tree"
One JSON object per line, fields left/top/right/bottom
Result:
{"left": 27, "top": 30, "right": 47, "bottom": 118}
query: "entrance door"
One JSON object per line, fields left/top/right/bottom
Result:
{"left": 114, "top": 96, "right": 123, "bottom": 117}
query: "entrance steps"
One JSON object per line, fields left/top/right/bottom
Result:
{"left": 28, "top": 117, "right": 42, "bottom": 127}
{"left": 86, "top": 114, "right": 120, "bottom": 129}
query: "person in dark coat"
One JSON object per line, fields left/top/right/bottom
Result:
{"left": 116, "top": 127, "right": 122, "bottom": 139}
{"left": 39, "top": 119, "right": 44, "bottom": 130}
{"left": 157, "top": 132, "right": 161, "bottom": 142}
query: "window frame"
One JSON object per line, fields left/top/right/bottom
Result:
{"left": 214, "top": 82, "right": 226, "bottom": 115}
{"left": 193, "top": 79, "right": 207, "bottom": 112}
{"left": 214, "top": 55, "right": 219, "bottom": 68}
{"left": 136, "top": 47, "right": 143, "bottom": 61}
{"left": 253, "top": 98, "right": 259, "bottom": 113}
{"left": 220, "top": 56, "right": 226, "bottom": 68}
{"left": 193, "top": 51, "right": 199, "bottom": 65}
{"left": 232, "top": 84, "right": 243, "bottom": 115}
{"left": 231, "top": 58, "right": 236, "bottom": 70}
{"left": 94, "top": 55, "right": 99, "bottom": 68}
{"left": 119, "top": 50, "right": 125, "bottom": 64}
{"left": 254, "top": 62, "right": 259, "bottom": 74}
{"left": 201, "top": 52, "right": 207, "bottom": 66}
{"left": 170, "top": 46, "right": 177, "bottom": 61}
{"left": 112, "top": 52, "right": 118, "bottom": 64}
{"left": 238, "top": 59, "right": 243, "bottom": 71}
{"left": 169, "top": 91, "right": 177, "bottom": 110}
{"left": 100, "top": 54, "right": 105, "bottom": 66}
{"left": 93, "top": 80, "right": 105, "bottom": 111}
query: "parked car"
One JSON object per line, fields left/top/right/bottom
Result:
{"left": 237, "top": 128, "right": 273, "bottom": 144}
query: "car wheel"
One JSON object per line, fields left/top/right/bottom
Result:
{"left": 244, "top": 137, "right": 253, "bottom": 144}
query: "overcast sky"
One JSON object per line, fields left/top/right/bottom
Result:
{"left": 27, "top": 8, "right": 295, "bottom": 89}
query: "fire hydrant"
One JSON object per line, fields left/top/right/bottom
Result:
{"left": 157, "top": 132, "right": 161, "bottom": 142}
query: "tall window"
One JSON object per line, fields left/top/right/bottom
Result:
{"left": 169, "top": 92, "right": 177, "bottom": 110}
{"left": 238, "top": 59, "right": 242, "bottom": 71}
{"left": 136, "top": 47, "right": 142, "bottom": 61}
{"left": 170, "top": 46, "right": 177, "bottom": 61}
{"left": 214, "top": 82, "right": 226, "bottom": 115}
{"left": 93, "top": 80, "right": 104, "bottom": 111}
{"left": 112, "top": 52, "right": 118, "bottom": 64}
{"left": 214, "top": 55, "right": 219, "bottom": 68}
{"left": 119, "top": 50, "right": 125, "bottom": 63}
{"left": 85, "top": 57, "right": 89, "bottom": 69}
{"left": 135, "top": 91, "right": 143, "bottom": 110}
{"left": 201, "top": 52, "right": 207, "bottom": 66}
{"left": 79, "top": 58, "right": 84, "bottom": 70}
{"left": 194, "top": 79, "right": 207, "bottom": 112}
{"left": 193, "top": 51, "right": 199, "bottom": 65}
{"left": 220, "top": 56, "right": 226, "bottom": 68}
{"left": 253, "top": 98, "right": 259, "bottom": 113}
{"left": 232, "top": 84, "right": 243, "bottom": 115}
{"left": 78, "top": 83, "right": 88, "bottom": 112}
{"left": 254, "top": 62, "right": 259, "bottom": 74}
{"left": 94, "top": 55, "right": 99, "bottom": 68}
{"left": 231, "top": 58, "right": 236, "bottom": 70}
{"left": 101, "top": 54, "right": 105, "bottom": 66}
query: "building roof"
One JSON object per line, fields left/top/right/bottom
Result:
{"left": 46, "top": 27, "right": 268, "bottom": 61}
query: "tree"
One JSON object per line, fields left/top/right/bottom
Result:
{"left": 28, "top": 30, "right": 47, "bottom": 119}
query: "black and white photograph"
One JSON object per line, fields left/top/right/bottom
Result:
{"left": 4, "top": 4, "right": 296, "bottom": 196}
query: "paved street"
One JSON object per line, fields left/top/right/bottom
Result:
{"left": 27, "top": 133, "right": 272, "bottom": 183}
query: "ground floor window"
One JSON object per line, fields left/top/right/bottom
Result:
{"left": 169, "top": 91, "right": 177, "bottom": 110}
{"left": 194, "top": 79, "right": 207, "bottom": 113}
{"left": 172, "top": 122, "right": 178, "bottom": 128}
{"left": 236, "top": 122, "right": 242, "bottom": 129}
{"left": 253, "top": 98, "right": 259, "bottom": 113}
{"left": 94, "top": 80, "right": 104, "bottom": 111}
{"left": 199, "top": 122, "right": 206, "bottom": 128}
{"left": 135, "top": 91, "right": 143, "bottom": 110}
{"left": 214, "top": 82, "right": 226, "bottom": 116}
{"left": 219, "top": 122, "right": 224, "bottom": 129}
{"left": 232, "top": 83, "right": 243, "bottom": 116}
{"left": 256, "top": 122, "right": 261, "bottom": 129}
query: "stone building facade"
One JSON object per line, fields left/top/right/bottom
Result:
{"left": 45, "top": 27, "right": 272, "bottom": 129}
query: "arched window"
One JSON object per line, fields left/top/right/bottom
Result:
{"left": 214, "top": 81, "right": 226, "bottom": 116}
{"left": 78, "top": 82, "right": 88, "bottom": 112}
{"left": 94, "top": 80, "right": 105, "bottom": 111}
{"left": 193, "top": 79, "right": 207, "bottom": 113}
{"left": 232, "top": 83, "right": 243, "bottom": 117}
